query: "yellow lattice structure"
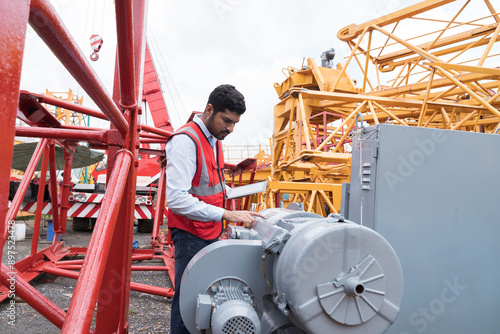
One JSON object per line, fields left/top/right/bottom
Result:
{"left": 44, "top": 89, "right": 95, "bottom": 183}
{"left": 45, "top": 89, "right": 85, "bottom": 126}
{"left": 260, "top": 0, "right": 500, "bottom": 215}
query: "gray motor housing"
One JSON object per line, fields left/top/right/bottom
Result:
{"left": 180, "top": 208, "right": 403, "bottom": 334}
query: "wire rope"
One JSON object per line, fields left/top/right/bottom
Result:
{"left": 147, "top": 25, "right": 190, "bottom": 129}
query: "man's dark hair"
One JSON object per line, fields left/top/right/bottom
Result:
{"left": 207, "top": 84, "right": 246, "bottom": 115}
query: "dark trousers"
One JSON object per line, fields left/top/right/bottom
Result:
{"left": 170, "top": 229, "right": 215, "bottom": 334}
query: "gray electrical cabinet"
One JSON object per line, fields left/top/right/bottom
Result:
{"left": 347, "top": 124, "right": 500, "bottom": 333}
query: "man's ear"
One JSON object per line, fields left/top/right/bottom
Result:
{"left": 205, "top": 104, "right": 214, "bottom": 118}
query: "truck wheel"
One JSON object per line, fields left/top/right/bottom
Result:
{"left": 72, "top": 217, "right": 91, "bottom": 231}
{"left": 137, "top": 219, "right": 154, "bottom": 233}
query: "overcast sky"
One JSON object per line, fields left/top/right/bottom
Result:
{"left": 19, "top": 0, "right": 493, "bottom": 149}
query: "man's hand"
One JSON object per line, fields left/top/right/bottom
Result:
{"left": 222, "top": 210, "right": 264, "bottom": 229}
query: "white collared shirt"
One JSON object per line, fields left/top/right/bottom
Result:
{"left": 165, "top": 116, "right": 225, "bottom": 222}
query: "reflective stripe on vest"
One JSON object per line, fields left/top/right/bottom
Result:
{"left": 174, "top": 125, "right": 225, "bottom": 197}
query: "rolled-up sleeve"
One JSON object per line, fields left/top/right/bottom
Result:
{"left": 165, "top": 134, "right": 224, "bottom": 222}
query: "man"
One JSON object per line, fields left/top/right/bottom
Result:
{"left": 165, "top": 84, "right": 263, "bottom": 334}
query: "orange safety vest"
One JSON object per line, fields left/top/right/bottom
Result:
{"left": 167, "top": 121, "right": 226, "bottom": 240}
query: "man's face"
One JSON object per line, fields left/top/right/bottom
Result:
{"left": 205, "top": 105, "right": 241, "bottom": 140}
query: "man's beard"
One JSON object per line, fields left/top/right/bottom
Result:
{"left": 208, "top": 115, "right": 230, "bottom": 140}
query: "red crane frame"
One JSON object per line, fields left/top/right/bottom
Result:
{"left": 0, "top": 0, "right": 174, "bottom": 332}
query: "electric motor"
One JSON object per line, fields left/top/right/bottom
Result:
{"left": 180, "top": 208, "right": 403, "bottom": 334}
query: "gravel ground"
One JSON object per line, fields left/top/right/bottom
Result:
{"left": 0, "top": 220, "right": 173, "bottom": 333}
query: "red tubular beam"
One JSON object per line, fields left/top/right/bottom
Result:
{"left": 43, "top": 266, "right": 173, "bottom": 297}
{"left": 141, "top": 124, "right": 172, "bottom": 138}
{"left": 43, "top": 266, "right": 79, "bottom": 279}
{"left": 115, "top": 0, "right": 137, "bottom": 108}
{"left": 128, "top": 282, "right": 174, "bottom": 297}
{"left": 0, "top": 0, "right": 30, "bottom": 262}
{"left": 139, "top": 132, "right": 169, "bottom": 140}
{"left": 138, "top": 147, "right": 165, "bottom": 157}
{"left": 16, "top": 126, "right": 108, "bottom": 143}
{"left": 31, "top": 146, "right": 50, "bottom": 257}
{"left": 54, "top": 264, "right": 169, "bottom": 271}
{"left": 132, "top": 254, "right": 154, "bottom": 261}
{"left": 56, "top": 149, "right": 74, "bottom": 235}
{"left": 2, "top": 139, "right": 48, "bottom": 245}
{"left": 65, "top": 247, "right": 88, "bottom": 255}
{"left": 0, "top": 264, "right": 66, "bottom": 328}
{"left": 55, "top": 259, "right": 84, "bottom": 266}
{"left": 28, "top": 91, "right": 108, "bottom": 121}
{"left": 48, "top": 143, "right": 60, "bottom": 230}
{"left": 29, "top": 0, "right": 129, "bottom": 136}
{"left": 94, "top": 2, "right": 146, "bottom": 331}
{"left": 131, "top": 266, "right": 169, "bottom": 271}
{"left": 62, "top": 150, "right": 133, "bottom": 334}
{"left": 152, "top": 163, "right": 166, "bottom": 246}
{"left": 51, "top": 265, "right": 82, "bottom": 270}
{"left": 62, "top": 124, "right": 106, "bottom": 132}
{"left": 140, "top": 138, "right": 170, "bottom": 144}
